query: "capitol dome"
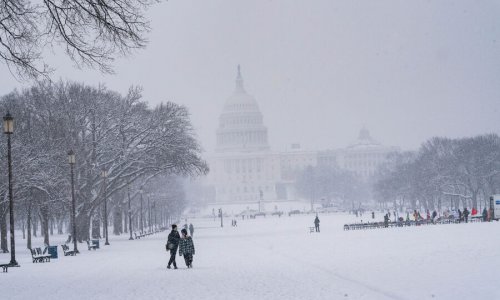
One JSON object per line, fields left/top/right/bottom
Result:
{"left": 216, "top": 66, "right": 270, "bottom": 152}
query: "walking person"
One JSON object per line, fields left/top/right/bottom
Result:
{"left": 189, "top": 223, "right": 194, "bottom": 237}
{"left": 314, "top": 215, "right": 320, "bottom": 232}
{"left": 179, "top": 228, "right": 195, "bottom": 268}
{"left": 166, "top": 224, "right": 180, "bottom": 269}
{"left": 458, "top": 209, "right": 462, "bottom": 223}
{"left": 463, "top": 207, "right": 470, "bottom": 223}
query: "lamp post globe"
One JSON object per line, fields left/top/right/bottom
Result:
{"left": 3, "top": 112, "right": 13, "bottom": 134}
{"left": 4, "top": 112, "right": 18, "bottom": 267}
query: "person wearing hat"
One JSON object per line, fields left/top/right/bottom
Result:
{"left": 166, "top": 224, "right": 180, "bottom": 269}
{"left": 179, "top": 228, "right": 195, "bottom": 268}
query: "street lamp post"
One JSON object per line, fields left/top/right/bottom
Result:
{"left": 140, "top": 189, "right": 143, "bottom": 232}
{"left": 153, "top": 201, "right": 157, "bottom": 229}
{"left": 68, "top": 150, "right": 78, "bottom": 254}
{"left": 101, "top": 169, "right": 109, "bottom": 245}
{"left": 148, "top": 195, "right": 151, "bottom": 230}
{"left": 3, "top": 112, "right": 18, "bottom": 267}
{"left": 127, "top": 184, "right": 133, "bottom": 240}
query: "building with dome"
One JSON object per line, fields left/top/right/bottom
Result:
{"left": 206, "top": 66, "right": 282, "bottom": 204}
{"left": 204, "top": 66, "right": 398, "bottom": 208}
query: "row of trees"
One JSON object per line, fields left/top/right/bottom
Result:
{"left": 0, "top": 81, "right": 208, "bottom": 251}
{"left": 374, "top": 134, "right": 500, "bottom": 212}
{"left": 295, "top": 165, "right": 369, "bottom": 210}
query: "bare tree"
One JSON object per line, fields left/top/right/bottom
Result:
{"left": 0, "top": 0, "right": 158, "bottom": 79}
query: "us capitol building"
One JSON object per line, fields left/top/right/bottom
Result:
{"left": 204, "top": 66, "right": 398, "bottom": 208}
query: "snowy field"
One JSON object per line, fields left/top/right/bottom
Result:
{"left": 1, "top": 213, "right": 499, "bottom": 300}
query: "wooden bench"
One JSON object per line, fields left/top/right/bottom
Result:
{"left": 61, "top": 244, "right": 76, "bottom": 256}
{"left": 30, "top": 247, "right": 51, "bottom": 263}
{"left": 309, "top": 227, "right": 316, "bottom": 233}
{"left": 86, "top": 240, "right": 98, "bottom": 250}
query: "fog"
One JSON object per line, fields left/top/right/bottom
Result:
{"left": 1, "top": 0, "right": 499, "bottom": 152}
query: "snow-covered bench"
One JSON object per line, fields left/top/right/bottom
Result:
{"left": 86, "top": 240, "right": 98, "bottom": 250}
{"left": 30, "top": 247, "right": 51, "bottom": 263}
{"left": 61, "top": 244, "right": 76, "bottom": 256}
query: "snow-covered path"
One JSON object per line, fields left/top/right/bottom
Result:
{"left": 1, "top": 213, "right": 498, "bottom": 300}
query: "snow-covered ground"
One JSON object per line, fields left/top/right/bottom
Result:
{"left": 1, "top": 213, "right": 499, "bottom": 300}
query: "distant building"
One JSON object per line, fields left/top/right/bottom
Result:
{"left": 337, "top": 128, "right": 399, "bottom": 179}
{"left": 206, "top": 66, "right": 282, "bottom": 203}
{"left": 204, "top": 67, "right": 398, "bottom": 205}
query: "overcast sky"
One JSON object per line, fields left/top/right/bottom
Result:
{"left": 1, "top": 0, "right": 499, "bottom": 153}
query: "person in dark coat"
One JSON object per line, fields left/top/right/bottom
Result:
{"left": 431, "top": 210, "right": 437, "bottom": 223}
{"left": 463, "top": 207, "right": 470, "bottom": 223}
{"left": 458, "top": 209, "right": 462, "bottom": 223}
{"left": 179, "top": 228, "right": 195, "bottom": 268}
{"left": 166, "top": 224, "right": 180, "bottom": 269}
{"left": 314, "top": 216, "right": 320, "bottom": 232}
{"left": 482, "top": 207, "right": 488, "bottom": 222}
{"left": 189, "top": 223, "right": 194, "bottom": 237}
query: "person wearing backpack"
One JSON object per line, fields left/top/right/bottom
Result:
{"left": 166, "top": 224, "right": 180, "bottom": 269}
{"left": 179, "top": 228, "right": 195, "bottom": 268}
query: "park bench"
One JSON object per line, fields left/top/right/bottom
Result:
{"left": 309, "top": 227, "right": 315, "bottom": 233}
{"left": 30, "top": 247, "right": 51, "bottom": 263}
{"left": 0, "top": 263, "right": 9, "bottom": 272}
{"left": 86, "top": 240, "right": 98, "bottom": 251}
{"left": 61, "top": 244, "right": 76, "bottom": 256}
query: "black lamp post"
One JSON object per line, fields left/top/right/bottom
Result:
{"left": 101, "top": 169, "right": 109, "bottom": 245}
{"left": 148, "top": 194, "right": 151, "bottom": 230}
{"left": 3, "top": 112, "right": 18, "bottom": 267}
{"left": 127, "top": 184, "right": 133, "bottom": 240}
{"left": 68, "top": 150, "right": 78, "bottom": 253}
{"left": 153, "top": 200, "right": 157, "bottom": 229}
{"left": 140, "top": 189, "right": 144, "bottom": 232}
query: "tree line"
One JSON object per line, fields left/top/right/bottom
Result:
{"left": 0, "top": 81, "right": 208, "bottom": 252}
{"left": 373, "top": 134, "right": 500, "bottom": 212}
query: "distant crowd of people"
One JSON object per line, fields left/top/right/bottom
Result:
{"left": 372, "top": 206, "right": 494, "bottom": 227}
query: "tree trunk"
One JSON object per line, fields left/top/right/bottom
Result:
{"left": 49, "top": 218, "right": 54, "bottom": 236}
{"left": 91, "top": 214, "right": 101, "bottom": 239}
{"left": 471, "top": 190, "right": 478, "bottom": 209}
{"left": 40, "top": 207, "right": 50, "bottom": 246}
{"left": 27, "top": 203, "right": 32, "bottom": 249}
{"left": 113, "top": 205, "right": 123, "bottom": 235}
{"left": 0, "top": 207, "right": 8, "bottom": 253}
{"left": 75, "top": 213, "right": 91, "bottom": 243}
{"left": 33, "top": 216, "right": 38, "bottom": 237}
{"left": 57, "top": 217, "right": 63, "bottom": 235}
{"left": 124, "top": 209, "right": 128, "bottom": 233}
